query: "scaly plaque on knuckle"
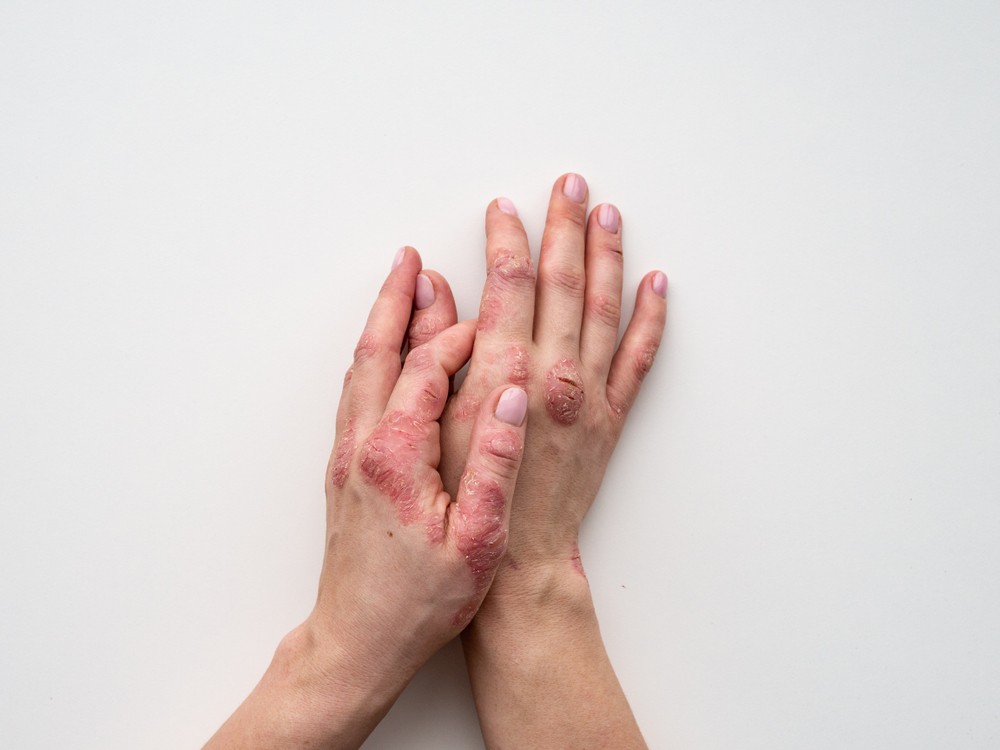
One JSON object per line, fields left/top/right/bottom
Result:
{"left": 353, "top": 332, "right": 381, "bottom": 366}
{"left": 478, "top": 251, "right": 534, "bottom": 333}
{"left": 479, "top": 428, "right": 523, "bottom": 464}
{"left": 634, "top": 340, "right": 659, "bottom": 380}
{"left": 408, "top": 314, "right": 442, "bottom": 344}
{"left": 452, "top": 468, "right": 509, "bottom": 626}
{"left": 330, "top": 417, "right": 358, "bottom": 488}
{"left": 544, "top": 357, "right": 585, "bottom": 426}
{"left": 504, "top": 344, "right": 530, "bottom": 387}
{"left": 358, "top": 411, "right": 428, "bottom": 525}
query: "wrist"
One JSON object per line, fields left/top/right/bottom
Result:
{"left": 210, "top": 621, "right": 409, "bottom": 750}
{"left": 469, "top": 552, "right": 596, "bottom": 633}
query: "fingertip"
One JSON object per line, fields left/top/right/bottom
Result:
{"left": 561, "top": 172, "right": 588, "bottom": 204}
{"left": 391, "top": 245, "right": 423, "bottom": 274}
{"left": 596, "top": 203, "right": 620, "bottom": 234}
{"left": 497, "top": 197, "right": 518, "bottom": 217}
{"left": 651, "top": 270, "right": 668, "bottom": 298}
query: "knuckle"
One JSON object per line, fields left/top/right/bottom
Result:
{"left": 549, "top": 203, "right": 587, "bottom": 232}
{"left": 539, "top": 263, "right": 586, "bottom": 299}
{"left": 329, "top": 417, "right": 358, "bottom": 489}
{"left": 587, "top": 293, "right": 621, "bottom": 328}
{"left": 353, "top": 332, "right": 383, "bottom": 366}
{"left": 478, "top": 428, "right": 523, "bottom": 470}
{"left": 488, "top": 249, "right": 535, "bottom": 286}
{"left": 404, "top": 345, "right": 436, "bottom": 374}
{"left": 633, "top": 339, "right": 660, "bottom": 381}
{"left": 357, "top": 412, "right": 429, "bottom": 522}
{"left": 408, "top": 314, "right": 443, "bottom": 345}
{"left": 544, "top": 357, "right": 586, "bottom": 426}
{"left": 456, "top": 469, "right": 509, "bottom": 569}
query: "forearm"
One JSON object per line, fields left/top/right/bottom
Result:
{"left": 462, "top": 561, "right": 647, "bottom": 750}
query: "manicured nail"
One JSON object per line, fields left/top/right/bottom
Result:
{"left": 495, "top": 387, "right": 528, "bottom": 426}
{"left": 392, "top": 247, "right": 406, "bottom": 269}
{"left": 497, "top": 197, "right": 518, "bottom": 216}
{"left": 598, "top": 203, "right": 620, "bottom": 233}
{"left": 652, "top": 271, "right": 668, "bottom": 298}
{"left": 562, "top": 173, "right": 587, "bottom": 203}
{"left": 414, "top": 274, "right": 435, "bottom": 310}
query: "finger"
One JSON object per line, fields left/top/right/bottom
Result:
{"left": 477, "top": 198, "right": 535, "bottom": 346}
{"left": 385, "top": 319, "right": 477, "bottom": 424}
{"left": 349, "top": 246, "right": 422, "bottom": 428}
{"left": 446, "top": 384, "right": 528, "bottom": 621}
{"left": 579, "top": 203, "right": 624, "bottom": 381}
{"left": 534, "top": 173, "right": 589, "bottom": 352}
{"left": 329, "top": 363, "right": 360, "bottom": 490}
{"left": 407, "top": 270, "right": 458, "bottom": 351}
{"left": 606, "top": 271, "right": 668, "bottom": 424}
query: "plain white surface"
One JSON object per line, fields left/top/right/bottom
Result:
{"left": 2, "top": 2, "right": 999, "bottom": 748}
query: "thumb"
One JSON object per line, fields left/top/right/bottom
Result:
{"left": 448, "top": 385, "right": 528, "bottom": 607}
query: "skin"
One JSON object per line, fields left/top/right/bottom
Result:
{"left": 201, "top": 174, "right": 666, "bottom": 749}
{"left": 202, "top": 249, "right": 528, "bottom": 750}
{"left": 409, "top": 174, "right": 667, "bottom": 749}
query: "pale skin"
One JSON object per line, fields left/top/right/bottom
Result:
{"left": 202, "top": 174, "right": 666, "bottom": 749}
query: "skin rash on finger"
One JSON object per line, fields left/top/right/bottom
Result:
{"left": 505, "top": 344, "right": 530, "bottom": 387}
{"left": 544, "top": 358, "right": 585, "bottom": 425}
{"left": 357, "top": 412, "right": 430, "bottom": 525}
{"left": 408, "top": 313, "right": 444, "bottom": 345}
{"left": 477, "top": 251, "right": 534, "bottom": 333}
{"left": 331, "top": 417, "right": 358, "bottom": 489}
{"left": 479, "top": 428, "right": 523, "bottom": 462}
{"left": 451, "top": 468, "right": 508, "bottom": 626}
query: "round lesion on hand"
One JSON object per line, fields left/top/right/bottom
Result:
{"left": 544, "top": 358, "right": 585, "bottom": 426}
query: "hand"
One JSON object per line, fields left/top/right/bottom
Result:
{"left": 410, "top": 175, "right": 667, "bottom": 582}
{"left": 408, "top": 174, "right": 666, "bottom": 749}
{"left": 204, "top": 248, "right": 528, "bottom": 750}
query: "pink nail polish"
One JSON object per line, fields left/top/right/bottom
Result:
{"left": 562, "top": 173, "right": 587, "bottom": 203}
{"left": 414, "top": 274, "right": 435, "bottom": 310}
{"left": 652, "top": 271, "right": 668, "bottom": 298}
{"left": 598, "top": 204, "right": 620, "bottom": 233}
{"left": 392, "top": 247, "right": 406, "bottom": 270}
{"left": 497, "top": 197, "right": 518, "bottom": 216}
{"left": 495, "top": 387, "right": 528, "bottom": 426}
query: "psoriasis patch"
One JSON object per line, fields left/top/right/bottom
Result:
{"left": 477, "top": 250, "right": 534, "bottom": 333}
{"left": 451, "top": 468, "right": 508, "bottom": 626}
{"left": 330, "top": 417, "right": 357, "bottom": 489}
{"left": 358, "top": 411, "right": 428, "bottom": 525}
{"left": 504, "top": 344, "right": 530, "bottom": 387}
{"left": 544, "top": 358, "right": 585, "bottom": 425}
{"left": 479, "top": 429, "right": 523, "bottom": 462}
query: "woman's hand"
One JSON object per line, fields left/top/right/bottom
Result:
{"left": 204, "top": 248, "right": 528, "bottom": 750}
{"left": 410, "top": 175, "right": 666, "bottom": 584}
{"left": 409, "top": 174, "right": 666, "bottom": 749}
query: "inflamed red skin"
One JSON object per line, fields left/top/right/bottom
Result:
{"left": 402, "top": 177, "right": 667, "bottom": 750}
{"left": 413, "top": 187, "right": 666, "bottom": 586}
{"left": 422, "top": 174, "right": 667, "bottom": 750}
{"left": 209, "top": 249, "right": 529, "bottom": 750}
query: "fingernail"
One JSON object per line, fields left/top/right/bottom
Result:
{"left": 598, "top": 203, "right": 620, "bottom": 233}
{"left": 652, "top": 271, "right": 668, "bottom": 298}
{"left": 562, "top": 173, "right": 587, "bottom": 203}
{"left": 392, "top": 247, "right": 406, "bottom": 270}
{"left": 497, "top": 197, "right": 518, "bottom": 216}
{"left": 414, "top": 274, "right": 435, "bottom": 310}
{"left": 495, "top": 387, "right": 528, "bottom": 427}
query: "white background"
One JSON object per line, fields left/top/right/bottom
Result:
{"left": 2, "top": 2, "right": 998, "bottom": 748}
